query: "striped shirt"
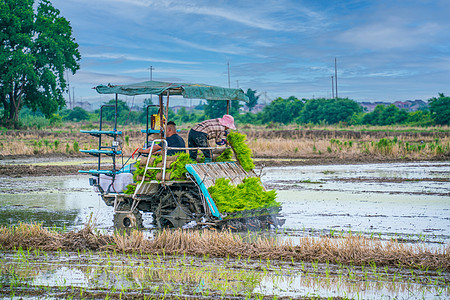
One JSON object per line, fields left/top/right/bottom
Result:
{"left": 191, "top": 118, "right": 226, "bottom": 142}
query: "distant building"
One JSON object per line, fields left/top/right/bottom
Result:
{"left": 360, "top": 100, "right": 427, "bottom": 112}
{"left": 240, "top": 103, "right": 266, "bottom": 113}
{"left": 73, "top": 101, "right": 92, "bottom": 111}
{"left": 171, "top": 106, "right": 194, "bottom": 114}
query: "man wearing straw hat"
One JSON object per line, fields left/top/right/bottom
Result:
{"left": 188, "top": 114, "right": 236, "bottom": 162}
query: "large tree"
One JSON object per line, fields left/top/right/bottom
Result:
{"left": 245, "top": 88, "right": 259, "bottom": 112}
{"left": 204, "top": 100, "right": 241, "bottom": 119}
{"left": 0, "top": 0, "right": 80, "bottom": 127}
{"left": 300, "top": 98, "right": 362, "bottom": 125}
{"left": 428, "top": 93, "right": 450, "bottom": 125}
{"left": 260, "top": 96, "right": 304, "bottom": 124}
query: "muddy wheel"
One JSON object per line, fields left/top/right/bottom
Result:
{"left": 113, "top": 203, "right": 143, "bottom": 229}
{"left": 155, "top": 188, "right": 203, "bottom": 228}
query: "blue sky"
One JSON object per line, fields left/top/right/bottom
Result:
{"left": 52, "top": 0, "right": 450, "bottom": 108}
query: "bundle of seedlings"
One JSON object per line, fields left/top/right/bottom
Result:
{"left": 208, "top": 177, "right": 280, "bottom": 213}
{"left": 227, "top": 132, "right": 254, "bottom": 171}
{"left": 215, "top": 147, "right": 233, "bottom": 162}
{"left": 124, "top": 153, "right": 194, "bottom": 194}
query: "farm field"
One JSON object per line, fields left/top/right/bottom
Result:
{"left": 1, "top": 124, "right": 449, "bottom": 161}
{"left": 0, "top": 157, "right": 448, "bottom": 299}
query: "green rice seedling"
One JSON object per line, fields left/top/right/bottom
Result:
{"left": 227, "top": 131, "right": 254, "bottom": 171}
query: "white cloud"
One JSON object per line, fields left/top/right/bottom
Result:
{"left": 169, "top": 37, "right": 247, "bottom": 55}
{"left": 83, "top": 53, "right": 199, "bottom": 65}
{"left": 338, "top": 17, "right": 441, "bottom": 50}
{"left": 96, "top": 0, "right": 324, "bottom": 32}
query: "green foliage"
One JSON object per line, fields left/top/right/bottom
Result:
{"left": 361, "top": 104, "right": 409, "bottom": 126}
{"left": 168, "top": 153, "right": 194, "bottom": 180}
{"left": 215, "top": 148, "right": 233, "bottom": 162}
{"left": 17, "top": 107, "right": 49, "bottom": 128}
{"left": 0, "top": 0, "right": 80, "bottom": 126}
{"left": 299, "top": 98, "right": 362, "bottom": 125}
{"left": 72, "top": 141, "right": 79, "bottom": 152}
{"left": 123, "top": 184, "right": 136, "bottom": 195}
{"left": 171, "top": 107, "right": 205, "bottom": 125}
{"left": 133, "top": 153, "right": 194, "bottom": 182}
{"left": 235, "top": 112, "right": 259, "bottom": 125}
{"left": 208, "top": 177, "right": 279, "bottom": 213}
{"left": 260, "top": 96, "right": 304, "bottom": 124}
{"left": 49, "top": 113, "right": 62, "bottom": 126}
{"left": 375, "top": 138, "right": 395, "bottom": 155}
{"left": 204, "top": 100, "right": 241, "bottom": 119}
{"left": 60, "top": 107, "right": 90, "bottom": 121}
{"left": 407, "top": 110, "right": 432, "bottom": 126}
{"left": 99, "top": 99, "right": 133, "bottom": 125}
{"left": 133, "top": 155, "right": 162, "bottom": 181}
{"left": 245, "top": 88, "right": 259, "bottom": 112}
{"left": 227, "top": 132, "right": 254, "bottom": 171}
{"left": 428, "top": 93, "right": 450, "bottom": 125}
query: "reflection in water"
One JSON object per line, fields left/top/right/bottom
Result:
{"left": 0, "top": 175, "right": 113, "bottom": 230}
{"left": 254, "top": 273, "right": 448, "bottom": 299}
{"left": 261, "top": 162, "right": 450, "bottom": 243}
{"left": 1, "top": 251, "right": 447, "bottom": 299}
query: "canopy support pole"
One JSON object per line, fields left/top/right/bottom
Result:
{"left": 158, "top": 94, "right": 164, "bottom": 139}
{"left": 226, "top": 100, "right": 230, "bottom": 114}
{"left": 164, "top": 90, "right": 169, "bottom": 139}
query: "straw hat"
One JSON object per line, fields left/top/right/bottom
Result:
{"left": 219, "top": 114, "right": 236, "bottom": 129}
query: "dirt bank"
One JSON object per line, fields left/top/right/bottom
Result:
{"left": 243, "top": 128, "right": 450, "bottom": 140}
{"left": 1, "top": 154, "right": 447, "bottom": 177}
{"left": 0, "top": 164, "right": 91, "bottom": 177}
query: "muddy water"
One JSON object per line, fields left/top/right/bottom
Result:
{"left": 0, "top": 161, "right": 449, "bottom": 243}
{"left": 0, "top": 175, "right": 113, "bottom": 229}
{"left": 0, "top": 161, "right": 449, "bottom": 299}
{"left": 1, "top": 251, "right": 448, "bottom": 299}
{"left": 262, "top": 161, "right": 450, "bottom": 244}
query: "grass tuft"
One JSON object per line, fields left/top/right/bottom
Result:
{"left": 0, "top": 223, "right": 448, "bottom": 271}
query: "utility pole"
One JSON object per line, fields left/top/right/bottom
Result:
{"left": 331, "top": 76, "right": 334, "bottom": 99}
{"left": 148, "top": 66, "right": 155, "bottom": 102}
{"left": 66, "top": 71, "right": 71, "bottom": 109}
{"left": 147, "top": 66, "right": 155, "bottom": 81}
{"left": 334, "top": 57, "right": 338, "bottom": 99}
{"left": 72, "top": 87, "right": 75, "bottom": 108}
{"left": 227, "top": 61, "right": 230, "bottom": 114}
{"left": 227, "top": 61, "right": 231, "bottom": 88}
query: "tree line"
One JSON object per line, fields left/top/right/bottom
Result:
{"left": 242, "top": 94, "right": 449, "bottom": 126}
{"left": 24, "top": 91, "right": 446, "bottom": 128}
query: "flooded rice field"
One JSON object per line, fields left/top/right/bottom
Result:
{"left": 263, "top": 161, "right": 450, "bottom": 245}
{"left": 0, "top": 160, "right": 449, "bottom": 299}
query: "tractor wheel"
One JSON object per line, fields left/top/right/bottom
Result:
{"left": 113, "top": 203, "right": 143, "bottom": 229}
{"left": 155, "top": 189, "right": 203, "bottom": 228}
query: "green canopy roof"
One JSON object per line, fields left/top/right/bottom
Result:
{"left": 95, "top": 80, "right": 248, "bottom": 102}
